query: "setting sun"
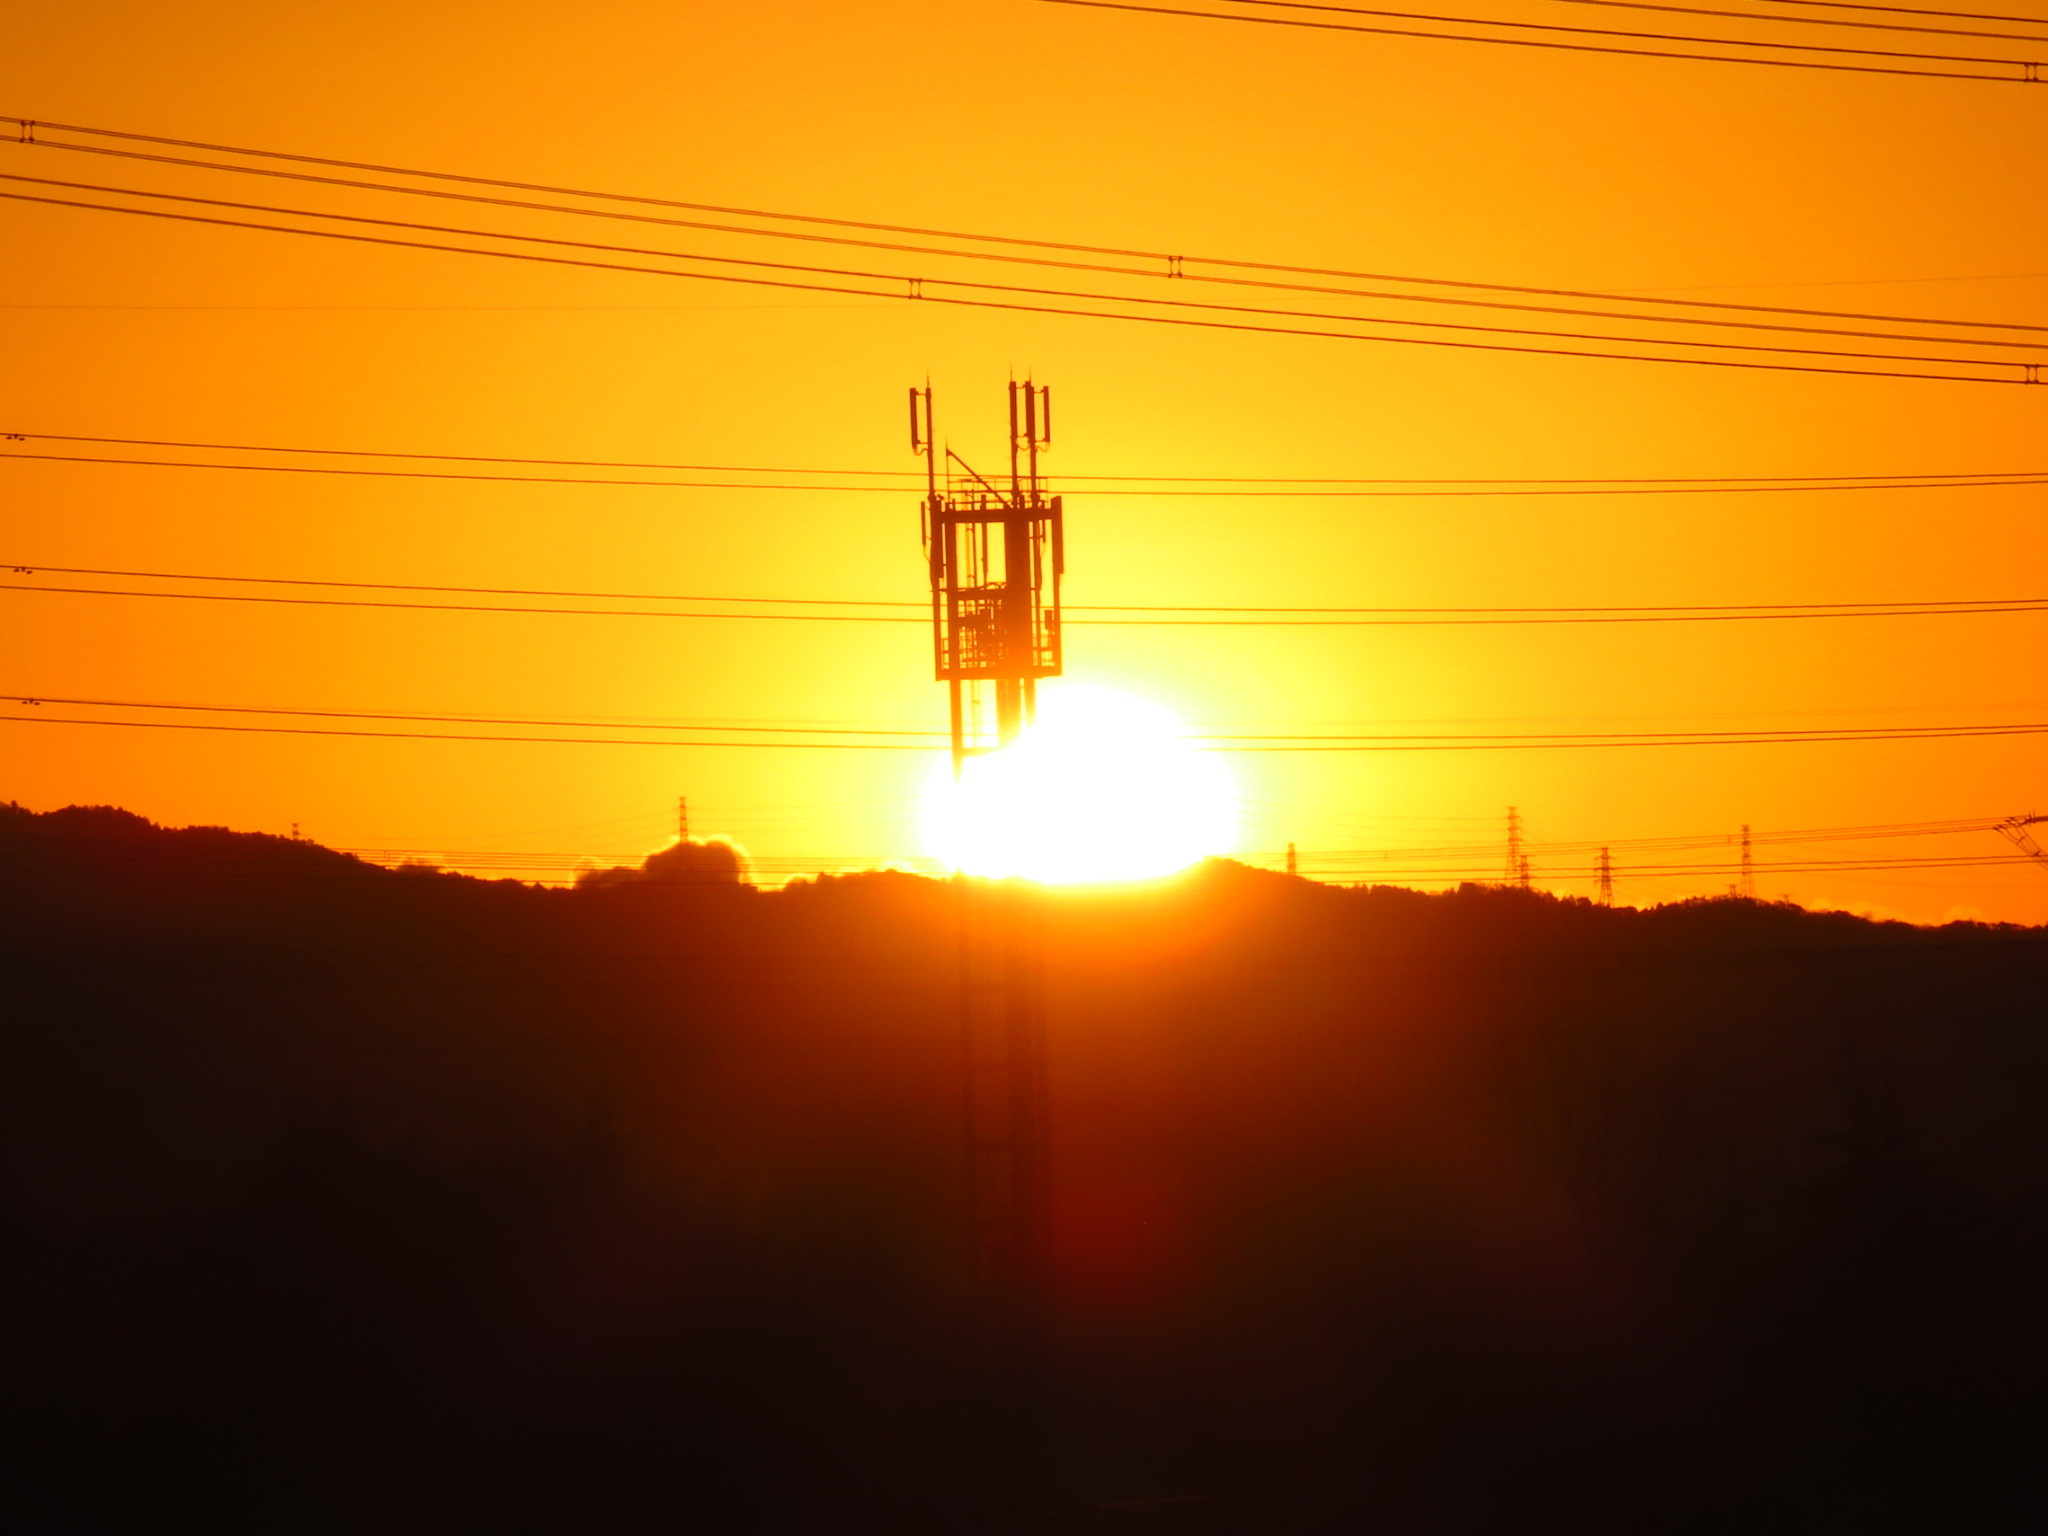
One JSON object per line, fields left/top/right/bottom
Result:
{"left": 922, "top": 685, "right": 1237, "bottom": 884}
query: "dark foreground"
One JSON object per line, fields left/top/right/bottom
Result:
{"left": 5, "top": 802, "right": 2048, "bottom": 1533}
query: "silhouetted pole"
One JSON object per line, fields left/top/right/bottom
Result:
{"left": 1596, "top": 847, "right": 1614, "bottom": 905}
{"left": 915, "top": 382, "right": 1064, "bottom": 1527}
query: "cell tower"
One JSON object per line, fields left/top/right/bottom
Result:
{"left": 912, "top": 383, "right": 1063, "bottom": 1488}
{"left": 1596, "top": 847, "right": 1614, "bottom": 906}
{"left": 912, "top": 380, "right": 1065, "bottom": 773}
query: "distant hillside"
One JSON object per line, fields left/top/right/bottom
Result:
{"left": 4, "top": 800, "right": 2046, "bottom": 1533}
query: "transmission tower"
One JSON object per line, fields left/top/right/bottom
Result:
{"left": 1596, "top": 847, "right": 1614, "bottom": 906}
{"left": 1505, "top": 806, "right": 1525, "bottom": 887}
{"left": 1738, "top": 823, "right": 1756, "bottom": 899}
{"left": 1995, "top": 813, "right": 2048, "bottom": 874}
{"left": 914, "top": 380, "right": 1064, "bottom": 773}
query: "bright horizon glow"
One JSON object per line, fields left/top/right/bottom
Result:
{"left": 922, "top": 685, "right": 1238, "bottom": 884}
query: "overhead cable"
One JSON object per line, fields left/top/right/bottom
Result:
{"left": 7, "top": 113, "right": 2041, "bottom": 334}
{"left": 10, "top": 572, "right": 2048, "bottom": 625}
{"left": 1032, "top": 0, "right": 2043, "bottom": 81}
{"left": 8, "top": 693, "right": 2048, "bottom": 750}
{"left": 1754, "top": 0, "right": 2048, "bottom": 24}
{"left": 7, "top": 148, "right": 2043, "bottom": 342}
{"left": 2, "top": 127, "right": 2039, "bottom": 380}
{"left": 11, "top": 443, "right": 2048, "bottom": 497}
{"left": 1533, "top": 0, "right": 2048, "bottom": 43}
{"left": 9, "top": 429, "right": 2048, "bottom": 488}
{"left": 1222, "top": 0, "right": 2047, "bottom": 45}
{"left": 0, "top": 189, "right": 2028, "bottom": 385}
{"left": 7, "top": 175, "right": 2028, "bottom": 370}
{"left": 14, "top": 559, "right": 2048, "bottom": 619}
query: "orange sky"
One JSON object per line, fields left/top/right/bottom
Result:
{"left": 4, "top": 0, "right": 2046, "bottom": 919}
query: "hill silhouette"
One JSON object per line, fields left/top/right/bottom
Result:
{"left": 5, "top": 800, "right": 2048, "bottom": 1532}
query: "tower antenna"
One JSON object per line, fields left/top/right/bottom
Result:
{"left": 916, "top": 380, "right": 1064, "bottom": 775}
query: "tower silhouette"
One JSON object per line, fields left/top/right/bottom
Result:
{"left": 913, "top": 380, "right": 1064, "bottom": 774}
{"left": 913, "top": 382, "right": 1063, "bottom": 1510}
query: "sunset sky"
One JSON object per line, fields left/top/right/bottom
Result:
{"left": 5, "top": 0, "right": 2046, "bottom": 920}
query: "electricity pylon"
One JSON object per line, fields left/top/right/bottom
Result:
{"left": 1996, "top": 813, "right": 2048, "bottom": 874}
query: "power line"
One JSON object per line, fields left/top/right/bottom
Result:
{"left": 16, "top": 573, "right": 2048, "bottom": 626}
{"left": 1534, "top": 0, "right": 2048, "bottom": 43}
{"left": 16, "top": 112, "right": 2040, "bottom": 333}
{"left": 20, "top": 842, "right": 2032, "bottom": 885}
{"left": 1298, "top": 852, "right": 2041, "bottom": 879}
{"left": 1734, "top": 0, "right": 2048, "bottom": 25}
{"left": 337, "top": 849, "right": 2040, "bottom": 879}
{"left": 386, "top": 813, "right": 2017, "bottom": 864}
{"left": 0, "top": 581, "right": 929, "bottom": 623}
{"left": 0, "top": 693, "right": 944, "bottom": 738}
{"left": 1210, "top": 722, "right": 2048, "bottom": 741}
{"left": 6, "top": 561, "right": 925, "bottom": 609}
{"left": 9, "top": 567, "right": 2048, "bottom": 625}
{"left": 12, "top": 560, "right": 2047, "bottom": 614}
{"left": 12, "top": 149, "right": 2045, "bottom": 347}
{"left": 13, "top": 441, "right": 2048, "bottom": 498}
{"left": 8, "top": 693, "right": 2048, "bottom": 750}
{"left": 0, "top": 711, "right": 937, "bottom": 751}
{"left": 10, "top": 113, "right": 2042, "bottom": 337}
{"left": 13, "top": 175, "right": 2033, "bottom": 371}
{"left": 1286, "top": 814, "right": 2008, "bottom": 860}
{"left": 0, "top": 189, "right": 2027, "bottom": 386}
{"left": 1033, "top": 0, "right": 2043, "bottom": 80}
{"left": 11, "top": 429, "right": 2048, "bottom": 488}
{"left": 1222, "top": 0, "right": 2048, "bottom": 45}
{"left": 0, "top": 448, "right": 917, "bottom": 494}
{"left": 1, "top": 430, "right": 919, "bottom": 480}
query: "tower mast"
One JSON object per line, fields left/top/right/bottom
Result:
{"left": 914, "top": 381, "right": 1063, "bottom": 775}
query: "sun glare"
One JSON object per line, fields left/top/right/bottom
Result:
{"left": 922, "top": 686, "right": 1237, "bottom": 884}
